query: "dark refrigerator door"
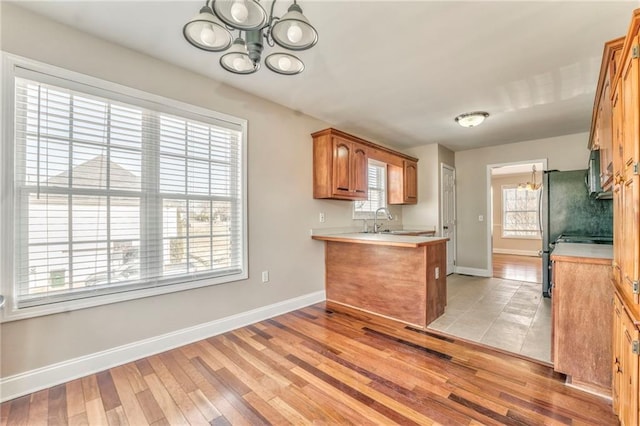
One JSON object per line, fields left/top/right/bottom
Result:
{"left": 542, "top": 251, "right": 551, "bottom": 297}
{"left": 542, "top": 172, "right": 551, "bottom": 297}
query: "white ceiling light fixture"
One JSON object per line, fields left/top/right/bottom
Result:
{"left": 454, "top": 111, "right": 490, "bottom": 128}
{"left": 183, "top": 0, "right": 317, "bottom": 75}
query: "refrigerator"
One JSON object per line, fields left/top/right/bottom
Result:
{"left": 541, "top": 170, "right": 613, "bottom": 297}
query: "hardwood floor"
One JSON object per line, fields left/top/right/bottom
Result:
{"left": 1, "top": 302, "right": 617, "bottom": 425}
{"left": 493, "top": 254, "right": 542, "bottom": 283}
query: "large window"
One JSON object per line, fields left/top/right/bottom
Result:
{"left": 2, "top": 55, "right": 247, "bottom": 320}
{"left": 354, "top": 160, "right": 386, "bottom": 218}
{"left": 502, "top": 185, "right": 541, "bottom": 238}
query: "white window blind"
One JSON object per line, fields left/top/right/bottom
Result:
{"left": 10, "top": 68, "right": 246, "bottom": 311}
{"left": 354, "top": 160, "right": 386, "bottom": 217}
{"left": 502, "top": 186, "right": 541, "bottom": 238}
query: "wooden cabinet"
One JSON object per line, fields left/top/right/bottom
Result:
{"left": 615, "top": 26, "right": 640, "bottom": 308}
{"left": 551, "top": 251, "right": 612, "bottom": 396}
{"left": 312, "top": 129, "right": 368, "bottom": 201}
{"left": 607, "top": 10, "right": 640, "bottom": 424}
{"left": 312, "top": 128, "right": 419, "bottom": 203}
{"left": 590, "top": 37, "right": 624, "bottom": 191}
{"left": 613, "top": 292, "right": 639, "bottom": 426}
{"left": 388, "top": 160, "right": 418, "bottom": 205}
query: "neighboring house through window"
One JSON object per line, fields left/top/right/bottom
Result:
{"left": 1, "top": 55, "right": 247, "bottom": 320}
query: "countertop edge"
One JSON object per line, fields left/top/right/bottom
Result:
{"left": 311, "top": 234, "right": 449, "bottom": 248}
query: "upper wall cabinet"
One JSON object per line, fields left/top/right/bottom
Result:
{"left": 312, "top": 128, "right": 418, "bottom": 202}
{"left": 388, "top": 160, "right": 418, "bottom": 205}
{"left": 590, "top": 37, "right": 624, "bottom": 192}
{"left": 312, "top": 129, "right": 369, "bottom": 200}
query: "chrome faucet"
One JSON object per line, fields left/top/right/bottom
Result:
{"left": 373, "top": 207, "right": 393, "bottom": 233}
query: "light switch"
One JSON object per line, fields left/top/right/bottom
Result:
{"left": 478, "top": 215, "right": 484, "bottom": 222}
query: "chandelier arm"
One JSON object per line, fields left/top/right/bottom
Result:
{"left": 263, "top": 0, "right": 278, "bottom": 47}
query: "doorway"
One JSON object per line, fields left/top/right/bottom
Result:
{"left": 441, "top": 164, "right": 456, "bottom": 275}
{"left": 488, "top": 160, "right": 546, "bottom": 280}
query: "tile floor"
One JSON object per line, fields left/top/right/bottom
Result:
{"left": 428, "top": 274, "right": 552, "bottom": 363}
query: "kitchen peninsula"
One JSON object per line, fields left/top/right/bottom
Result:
{"left": 312, "top": 233, "right": 448, "bottom": 328}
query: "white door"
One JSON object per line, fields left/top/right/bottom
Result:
{"left": 441, "top": 164, "right": 456, "bottom": 275}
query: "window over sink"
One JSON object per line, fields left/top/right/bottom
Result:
{"left": 353, "top": 159, "right": 386, "bottom": 219}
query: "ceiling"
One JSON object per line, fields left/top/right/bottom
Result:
{"left": 12, "top": 1, "right": 639, "bottom": 151}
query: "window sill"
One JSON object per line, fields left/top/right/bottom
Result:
{"left": 1, "top": 270, "right": 247, "bottom": 323}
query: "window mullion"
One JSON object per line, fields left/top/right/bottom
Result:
{"left": 68, "top": 92, "right": 75, "bottom": 289}
{"left": 141, "top": 111, "right": 161, "bottom": 281}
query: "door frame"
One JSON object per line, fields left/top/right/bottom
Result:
{"left": 486, "top": 158, "right": 547, "bottom": 277}
{"left": 440, "top": 163, "right": 456, "bottom": 274}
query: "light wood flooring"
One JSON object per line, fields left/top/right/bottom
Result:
{"left": 492, "top": 254, "right": 542, "bottom": 283}
{"left": 1, "top": 302, "right": 616, "bottom": 425}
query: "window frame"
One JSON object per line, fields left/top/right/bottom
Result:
{"left": 501, "top": 184, "right": 542, "bottom": 240}
{"left": 353, "top": 159, "right": 387, "bottom": 219}
{"left": 1, "top": 53, "right": 248, "bottom": 322}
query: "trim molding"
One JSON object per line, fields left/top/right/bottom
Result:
{"left": 0, "top": 290, "right": 326, "bottom": 402}
{"left": 492, "top": 248, "right": 540, "bottom": 257}
{"left": 454, "top": 266, "right": 492, "bottom": 277}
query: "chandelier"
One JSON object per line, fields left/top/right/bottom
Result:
{"left": 518, "top": 165, "right": 541, "bottom": 191}
{"left": 183, "top": 0, "right": 318, "bottom": 75}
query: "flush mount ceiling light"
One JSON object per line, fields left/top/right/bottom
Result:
{"left": 183, "top": 0, "right": 317, "bottom": 75}
{"left": 454, "top": 111, "right": 489, "bottom": 128}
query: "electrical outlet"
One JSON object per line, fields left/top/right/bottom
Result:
{"left": 478, "top": 215, "right": 484, "bottom": 222}
{"left": 261, "top": 270, "right": 269, "bottom": 283}
{"left": 435, "top": 267, "right": 440, "bottom": 279}
{"left": 319, "top": 212, "right": 325, "bottom": 223}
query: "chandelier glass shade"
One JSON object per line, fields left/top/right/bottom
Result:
{"left": 183, "top": 0, "right": 317, "bottom": 75}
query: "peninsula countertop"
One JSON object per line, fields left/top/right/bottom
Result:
{"left": 311, "top": 232, "right": 449, "bottom": 248}
{"left": 551, "top": 242, "right": 613, "bottom": 265}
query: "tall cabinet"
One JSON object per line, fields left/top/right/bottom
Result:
{"left": 603, "top": 9, "right": 640, "bottom": 426}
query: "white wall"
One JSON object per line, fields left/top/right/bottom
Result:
{"left": 455, "top": 132, "right": 590, "bottom": 272}
{"left": 402, "top": 144, "right": 455, "bottom": 232}
{"left": 0, "top": 3, "right": 406, "bottom": 382}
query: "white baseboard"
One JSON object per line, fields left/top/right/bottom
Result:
{"left": 493, "top": 248, "right": 540, "bottom": 257}
{"left": 0, "top": 290, "right": 326, "bottom": 403}
{"left": 454, "top": 266, "right": 492, "bottom": 277}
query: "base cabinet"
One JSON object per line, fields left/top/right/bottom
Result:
{"left": 613, "top": 292, "right": 640, "bottom": 426}
{"left": 552, "top": 256, "right": 612, "bottom": 395}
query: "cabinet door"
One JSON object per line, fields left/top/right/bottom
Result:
{"left": 613, "top": 80, "right": 624, "bottom": 177}
{"left": 404, "top": 160, "right": 418, "bottom": 203}
{"left": 620, "top": 307, "right": 639, "bottom": 426}
{"left": 614, "top": 181, "right": 623, "bottom": 286}
{"left": 613, "top": 295, "right": 623, "bottom": 416}
{"left": 600, "top": 76, "right": 614, "bottom": 190}
{"left": 351, "top": 144, "right": 368, "bottom": 197}
{"left": 332, "top": 137, "right": 352, "bottom": 196}
{"left": 622, "top": 175, "right": 640, "bottom": 304}
{"left": 622, "top": 39, "right": 640, "bottom": 172}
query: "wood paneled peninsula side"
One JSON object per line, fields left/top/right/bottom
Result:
{"left": 312, "top": 233, "right": 448, "bottom": 328}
